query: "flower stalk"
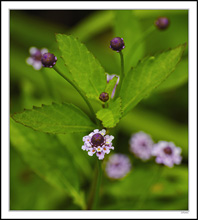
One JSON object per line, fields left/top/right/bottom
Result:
{"left": 53, "top": 65, "right": 99, "bottom": 125}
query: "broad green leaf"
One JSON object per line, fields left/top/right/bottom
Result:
{"left": 10, "top": 119, "right": 86, "bottom": 209}
{"left": 12, "top": 102, "right": 96, "bottom": 134}
{"left": 96, "top": 98, "right": 121, "bottom": 128}
{"left": 114, "top": 10, "right": 144, "bottom": 73}
{"left": 104, "top": 75, "right": 118, "bottom": 98}
{"left": 56, "top": 34, "right": 106, "bottom": 100}
{"left": 57, "top": 133, "right": 93, "bottom": 180}
{"left": 10, "top": 147, "right": 66, "bottom": 210}
{"left": 120, "top": 44, "right": 186, "bottom": 116}
{"left": 156, "top": 56, "right": 188, "bottom": 92}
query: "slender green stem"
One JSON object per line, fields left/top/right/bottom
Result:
{"left": 41, "top": 69, "right": 56, "bottom": 99}
{"left": 53, "top": 66, "right": 99, "bottom": 125}
{"left": 86, "top": 160, "right": 102, "bottom": 210}
{"left": 92, "top": 160, "right": 102, "bottom": 210}
{"left": 115, "top": 51, "right": 124, "bottom": 98}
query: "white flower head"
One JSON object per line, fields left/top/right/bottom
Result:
{"left": 26, "top": 46, "right": 48, "bottom": 70}
{"left": 129, "top": 131, "right": 153, "bottom": 161}
{"left": 152, "top": 141, "right": 182, "bottom": 167}
{"left": 105, "top": 154, "right": 132, "bottom": 179}
{"left": 82, "top": 129, "right": 114, "bottom": 160}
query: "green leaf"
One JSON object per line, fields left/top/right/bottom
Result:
{"left": 156, "top": 56, "right": 188, "bottom": 92}
{"left": 104, "top": 75, "right": 118, "bottom": 98}
{"left": 12, "top": 102, "right": 96, "bottom": 134}
{"left": 10, "top": 118, "right": 86, "bottom": 209}
{"left": 114, "top": 10, "right": 144, "bottom": 73}
{"left": 56, "top": 34, "right": 106, "bottom": 100}
{"left": 120, "top": 44, "right": 186, "bottom": 116}
{"left": 96, "top": 98, "right": 121, "bottom": 128}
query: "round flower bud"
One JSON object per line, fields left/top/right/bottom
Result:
{"left": 41, "top": 52, "right": 57, "bottom": 68}
{"left": 91, "top": 133, "right": 105, "bottom": 147}
{"left": 99, "top": 92, "right": 109, "bottom": 102}
{"left": 110, "top": 37, "right": 125, "bottom": 52}
{"left": 155, "top": 17, "right": 170, "bottom": 30}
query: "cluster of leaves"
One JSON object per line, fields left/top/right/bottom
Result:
{"left": 10, "top": 10, "right": 188, "bottom": 210}
{"left": 12, "top": 34, "right": 186, "bottom": 131}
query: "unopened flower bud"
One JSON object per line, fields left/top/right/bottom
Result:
{"left": 155, "top": 17, "right": 170, "bottom": 30}
{"left": 110, "top": 37, "right": 125, "bottom": 52}
{"left": 41, "top": 52, "right": 57, "bottom": 68}
{"left": 99, "top": 92, "right": 109, "bottom": 102}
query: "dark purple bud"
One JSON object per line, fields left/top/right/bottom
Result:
{"left": 99, "top": 92, "right": 109, "bottom": 102}
{"left": 110, "top": 37, "right": 125, "bottom": 52}
{"left": 155, "top": 17, "right": 170, "bottom": 30}
{"left": 41, "top": 52, "right": 57, "bottom": 68}
{"left": 91, "top": 133, "right": 105, "bottom": 147}
{"left": 163, "top": 146, "right": 172, "bottom": 155}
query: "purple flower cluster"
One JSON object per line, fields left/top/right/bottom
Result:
{"left": 82, "top": 129, "right": 114, "bottom": 160}
{"left": 129, "top": 131, "right": 153, "bottom": 161}
{"left": 152, "top": 141, "right": 182, "bottom": 168}
{"left": 129, "top": 131, "right": 182, "bottom": 167}
{"left": 106, "top": 74, "right": 120, "bottom": 98}
{"left": 105, "top": 154, "right": 131, "bottom": 179}
{"left": 26, "top": 47, "right": 48, "bottom": 70}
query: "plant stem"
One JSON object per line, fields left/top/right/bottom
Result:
{"left": 87, "top": 160, "right": 102, "bottom": 210}
{"left": 115, "top": 51, "right": 124, "bottom": 98}
{"left": 53, "top": 66, "right": 99, "bottom": 125}
{"left": 41, "top": 69, "right": 56, "bottom": 99}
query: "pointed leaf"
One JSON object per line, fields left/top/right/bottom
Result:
{"left": 120, "top": 44, "right": 186, "bottom": 116}
{"left": 56, "top": 34, "right": 106, "bottom": 100}
{"left": 12, "top": 102, "right": 96, "bottom": 134}
{"left": 156, "top": 56, "right": 188, "bottom": 92}
{"left": 10, "top": 118, "right": 86, "bottom": 209}
{"left": 96, "top": 98, "right": 121, "bottom": 128}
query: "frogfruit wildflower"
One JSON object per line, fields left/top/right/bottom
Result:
{"left": 105, "top": 154, "right": 131, "bottom": 179}
{"left": 26, "top": 47, "right": 48, "bottom": 70}
{"left": 129, "top": 131, "right": 153, "bottom": 161}
{"left": 82, "top": 129, "right": 114, "bottom": 160}
{"left": 106, "top": 74, "right": 120, "bottom": 98}
{"left": 152, "top": 141, "right": 182, "bottom": 167}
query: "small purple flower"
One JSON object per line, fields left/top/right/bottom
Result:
{"left": 106, "top": 74, "right": 120, "bottom": 98}
{"left": 129, "top": 131, "right": 153, "bottom": 161}
{"left": 105, "top": 154, "right": 131, "bottom": 179}
{"left": 82, "top": 129, "right": 114, "bottom": 160}
{"left": 155, "top": 17, "right": 170, "bottom": 30}
{"left": 99, "top": 92, "right": 109, "bottom": 102}
{"left": 41, "top": 52, "right": 57, "bottom": 68}
{"left": 110, "top": 37, "right": 125, "bottom": 52}
{"left": 152, "top": 141, "right": 182, "bottom": 167}
{"left": 26, "top": 47, "right": 48, "bottom": 70}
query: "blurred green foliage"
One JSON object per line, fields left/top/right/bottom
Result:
{"left": 10, "top": 10, "right": 188, "bottom": 210}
